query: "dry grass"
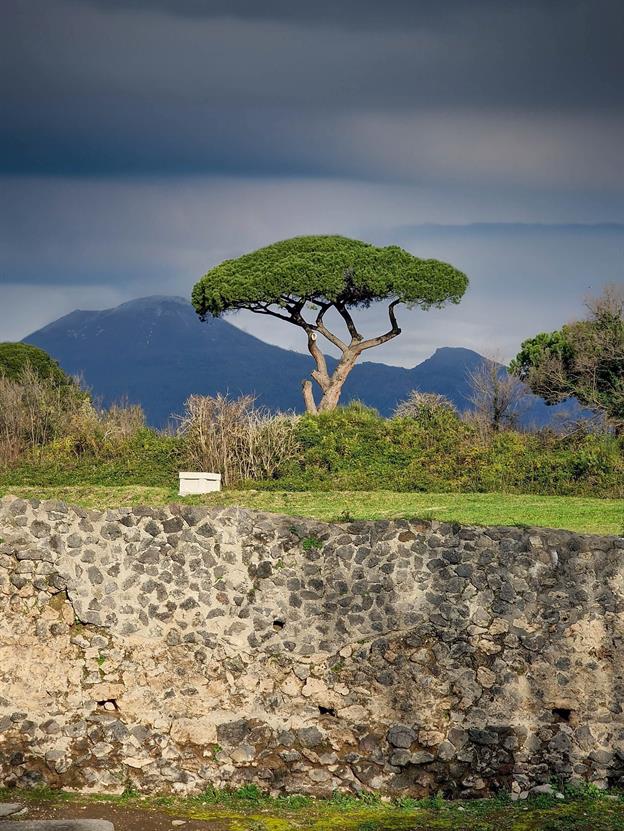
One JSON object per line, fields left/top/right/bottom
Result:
{"left": 177, "top": 394, "right": 299, "bottom": 487}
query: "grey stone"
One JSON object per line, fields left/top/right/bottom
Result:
{"left": 590, "top": 749, "right": 614, "bottom": 765}
{"left": 87, "top": 566, "right": 103, "bottom": 585}
{"left": 387, "top": 724, "right": 415, "bottom": 748}
{"left": 297, "top": 727, "right": 324, "bottom": 748}
{"left": 437, "top": 740, "right": 456, "bottom": 761}
{"left": 410, "top": 751, "right": 435, "bottom": 765}
{"left": 468, "top": 729, "right": 499, "bottom": 746}
{"left": 530, "top": 783, "right": 555, "bottom": 795}
{"left": 389, "top": 749, "right": 411, "bottom": 766}
{"left": 217, "top": 719, "right": 250, "bottom": 746}
{"left": 0, "top": 804, "right": 24, "bottom": 817}
{"left": 256, "top": 561, "right": 273, "bottom": 579}
{"left": 30, "top": 521, "right": 51, "bottom": 539}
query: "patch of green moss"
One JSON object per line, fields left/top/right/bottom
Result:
{"left": 3, "top": 785, "right": 624, "bottom": 831}
{"left": 301, "top": 536, "right": 324, "bottom": 551}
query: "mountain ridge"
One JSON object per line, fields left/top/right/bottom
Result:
{"left": 23, "top": 295, "right": 575, "bottom": 426}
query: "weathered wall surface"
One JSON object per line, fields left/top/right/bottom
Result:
{"left": 1, "top": 495, "right": 624, "bottom": 799}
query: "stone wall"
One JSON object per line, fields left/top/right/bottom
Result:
{"left": 1, "top": 494, "right": 623, "bottom": 799}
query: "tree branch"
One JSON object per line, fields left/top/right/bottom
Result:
{"left": 307, "top": 330, "right": 331, "bottom": 392}
{"left": 314, "top": 303, "right": 348, "bottom": 352}
{"left": 302, "top": 379, "right": 318, "bottom": 414}
{"left": 248, "top": 303, "right": 300, "bottom": 325}
{"left": 335, "top": 303, "right": 362, "bottom": 343}
{"left": 357, "top": 299, "right": 402, "bottom": 352}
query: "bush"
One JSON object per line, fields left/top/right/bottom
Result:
{"left": 0, "top": 366, "right": 164, "bottom": 484}
{"left": 0, "top": 342, "right": 74, "bottom": 387}
{"left": 177, "top": 394, "right": 299, "bottom": 487}
{"left": 0, "top": 365, "right": 88, "bottom": 466}
{"left": 265, "top": 403, "right": 623, "bottom": 497}
{"left": 393, "top": 390, "right": 458, "bottom": 422}
{"left": 1, "top": 388, "right": 621, "bottom": 498}
{"left": 3, "top": 428, "right": 182, "bottom": 488}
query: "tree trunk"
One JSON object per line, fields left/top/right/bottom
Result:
{"left": 301, "top": 380, "right": 318, "bottom": 414}
{"left": 299, "top": 299, "right": 402, "bottom": 414}
{"left": 318, "top": 351, "right": 359, "bottom": 411}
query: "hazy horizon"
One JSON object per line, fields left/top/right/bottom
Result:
{"left": 5, "top": 221, "right": 623, "bottom": 366}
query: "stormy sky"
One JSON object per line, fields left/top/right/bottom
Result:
{"left": 1, "top": 0, "right": 623, "bottom": 363}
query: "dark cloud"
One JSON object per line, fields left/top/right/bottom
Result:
{"left": 71, "top": 0, "right": 566, "bottom": 26}
{"left": 1, "top": 0, "right": 623, "bottom": 178}
{"left": 71, "top": 0, "right": 437, "bottom": 22}
{"left": 1, "top": 0, "right": 623, "bottom": 351}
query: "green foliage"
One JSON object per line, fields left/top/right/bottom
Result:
{"left": 511, "top": 330, "right": 571, "bottom": 379}
{"left": 119, "top": 784, "right": 140, "bottom": 801}
{"left": 2, "top": 428, "right": 183, "bottom": 487}
{"left": 6, "top": 784, "right": 624, "bottom": 831}
{"left": 511, "top": 287, "right": 624, "bottom": 429}
{"left": 199, "top": 783, "right": 268, "bottom": 805}
{"left": 2, "top": 395, "right": 622, "bottom": 504}
{"left": 0, "top": 342, "right": 74, "bottom": 387}
{"left": 260, "top": 403, "right": 623, "bottom": 498}
{"left": 328, "top": 790, "right": 382, "bottom": 809}
{"left": 192, "top": 235, "right": 468, "bottom": 318}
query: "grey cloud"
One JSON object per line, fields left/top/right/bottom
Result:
{"left": 1, "top": 0, "right": 623, "bottom": 180}
{"left": 2, "top": 173, "right": 622, "bottom": 365}
{"left": 2, "top": 0, "right": 623, "bottom": 358}
{"left": 69, "top": 0, "right": 593, "bottom": 30}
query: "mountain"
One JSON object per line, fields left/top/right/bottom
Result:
{"left": 23, "top": 295, "right": 574, "bottom": 426}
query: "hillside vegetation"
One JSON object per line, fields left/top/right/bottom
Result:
{"left": 2, "top": 399, "right": 621, "bottom": 498}
{"left": 1, "top": 355, "right": 622, "bottom": 534}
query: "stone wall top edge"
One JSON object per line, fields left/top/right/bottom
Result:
{"left": 0, "top": 492, "right": 621, "bottom": 542}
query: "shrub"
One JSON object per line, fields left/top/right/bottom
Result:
{"left": 393, "top": 390, "right": 458, "bottom": 421}
{"left": 0, "top": 342, "right": 74, "bottom": 387}
{"left": 4, "top": 428, "right": 182, "bottom": 488}
{"left": 177, "top": 394, "right": 299, "bottom": 487}
{"left": 267, "top": 404, "right": 623, "bottom": 497}
{"left": 0, "top": 365, "right": 88, "bottom": 466}
{"left": 0, "top": 364, "right": 156, "bottom": 483}
{"left": 2, "top": 387, "right": 621, "bottom": 498}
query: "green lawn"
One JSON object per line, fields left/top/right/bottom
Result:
{"left": 1, "top": 485, "right": 622, "bottom": 535}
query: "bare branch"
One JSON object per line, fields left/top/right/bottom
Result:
{"left": 301, "top": 380, "right": 318, "bottom": 414}
{"left": 335, "top": 303, "right": 362, "bottom": 343}
{"left": 308, "top": 302, "right": 348, "bottom": 352}
{"left": 356, "top": 299, "right": 402, "bottom": 352}
{"left": 307, "top": 330, "right": 331, "bottom": 392}
{"left": 248, "top": 303, "right": 300, "bottom": 325}
{"left": 467, "top": 355, "right": 529, "bottom": 433}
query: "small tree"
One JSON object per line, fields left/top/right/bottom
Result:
{"left": 192, "top": 236, "right": 468, "bottom": 413}
{"left": 393, "top": 390, "right": 457, "bottom": 420}
{"left": 510, "top": 285, "right": 624, "bottom": 433}
{"left": 0, "top": 342, "right": 73, "bottom": 387}
{"left": 467, "top": 357, "right": 528, "bottom": 433}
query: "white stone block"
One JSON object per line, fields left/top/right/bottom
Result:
{"left": 178, "top": 471, "right": 221, "bottom": 496}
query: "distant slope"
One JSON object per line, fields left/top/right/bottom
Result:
{"left": 24, "top": 295, "right": 575, "bottom": 426}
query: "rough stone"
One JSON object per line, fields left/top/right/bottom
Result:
{"left": 387, "top": 725, "right": 415, "bottom": 749}
{"left": 0, "top": 804, "right": 24, "bottom": 817}
{"left": 0, "top": 495, "right": 622, "bottom": 797}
